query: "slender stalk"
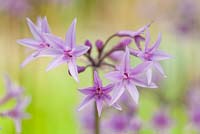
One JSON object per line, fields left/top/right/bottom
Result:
{"left": 94, "top": 102, "right": 100, "bottom": 134}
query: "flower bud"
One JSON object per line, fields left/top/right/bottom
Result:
{"left": 84, "top": 40, "right": 92, "bottom": 54}
{"left": 115, "top": 38, "right": 132, "bottom": 49}
{"left": 68, "top": 66, "right": 86, "bottom": 76}
{"left": 95, "top": 40, "right": 103, "bottom": 52}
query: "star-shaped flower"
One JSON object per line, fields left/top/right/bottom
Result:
{"left": 130, "top": 28, "right": 171, "bottom": 84}
{"left": 44, "top": 18, "right": 89, "bottom": 82}
{"left": 0, "top": 97, "right": 31, "bottom": 133}
{"left": 78, "top": 71, "right": 121, "bottom": 117}
{"left": 0, "top": 75, "right": 23, "bottom": 105}
{"left": 105, "top": 47, "right": 156, "bottom": 105}
{"left": 17, "top": 16, "right": 52, "bottom": 67}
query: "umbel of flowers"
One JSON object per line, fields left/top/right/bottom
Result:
{"left": 17, "top": 16, "right": 171, "bottom": 134}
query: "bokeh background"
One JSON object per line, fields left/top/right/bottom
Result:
{"left": 0, "top": 0, "right": 200, "bottom": 133}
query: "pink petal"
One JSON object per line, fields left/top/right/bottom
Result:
{"left": 65, "top": 18, "right": 77, "bottom": 49}
{"left": 79, "top": 87, "right": 95, "bottom": 95}
{"left": 73, "top": 46, "right": 90, "bottom": 57}
{"left": 68, "top": 58, "right": 79, "bottom": 82}
{"left": 149, "top": 33, "right": 161, "bottom": 53}
{"left": 26, "top": 18, "right": 44, "bottom": 41}
{"left": 41, "top": 16, "right": 51, "bottom": 33}
{"left": 78, "top": 95, "right": 94, "bottom": 111}
{"left": 125, "top": 83, "right": 139, "bottom": 104}
{"left": 130, "top": 61, "right": 152, "bottom": 75}
{"left": 94, "top": 71, "right": 102, "bottom": 87}
{"left": 110, "top": 83, "right": 125, "bottom": 105}
{"left": 96, "top": 99, "right": 103, "bottom": 117}
{"left": 46, "top": 56, "right": 65, "bottom": 71}
{"left": 147, "top": 68, "right": 152, "bottom": 85}
{"left": 102, "top": 84, "right": 113, "bottom": 93}
{"left": 17, "top": 38, "right": 40, "bottom": 49}
{"left": 20, "top": 51, "right": 40, "bottom": 68}
{"left": 45, "top": 33, "right": 65, "bottom": 49}
{"left": 151, "top": 50, "right": 171, "bottom": 61}
{"left": 120, "top": 47, "right": 130, "bottom": 72}
{"left": 105, "top": 71, "right": 122, "bottom": 82}
{"left": 145, "top": 28, "right": 150, "bottom": 51}
{"left": 153, "top": 62, "right": 167, "bottom": 78}
{"left": 109, "top": 51, "right": 124, "bottom": 62}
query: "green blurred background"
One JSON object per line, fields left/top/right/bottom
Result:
{"left": 0, "top": 0, "right": 200, "bottom": 133}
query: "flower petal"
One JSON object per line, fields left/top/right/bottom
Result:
{"left": 102, "top": 84, "right": 114, "bottom": 93}
{"left": 17, "top": 38, "right": 40, "bottom": 49}
{"left": 68, "top": 58, "right": 79, "bottom": 82}
{"left": 79, "top": 87, "right": 95, "bottom": 95}
{"left": 125, "top": 83, "right": 139, "bottom": 104}
{"left": 46, "top": 56, "right": 65, "bottom": 71}
{"left": 26, "top": 18, "right": 44, "bottom": 41}
{"left": 130, "top": 48, "right": 140, "bottom": 57}
{"left": 147, "top": 68, "right": 152, "bottom": 85}
{"left": 20, "top": 51, "right": 40, "bottom": 68}
{"left": 145, "top": 28, "right": 150, "bottom": 51}
{"left": 73, "top": 45, "right": 89, "bottom": 57}
{"left": 153, "top": 62, "right": 167, "bottom": 78}
{"left": 94, "top": 71, "right": 102, "bottom": 87}
{"left": 110, "top": 83, "right": 125, "bottom": 105}
{"left": 112, "top": 103, "right": 122, "bottom": 111}
{"left": 130, "top": 61, "right": 152, "bottom": 76}
{"left": 78, "top": 95, "right": 94, "bottom": 111}
{"left": 65, "top": 18, "right": 77, "bottom": 49}
{"left": 14, "top": 119, "right": 22, "bottom": 133}
{"left": 151, "top": 50, "right": 171, "bottom": 61}
{"left": 120, "top": 47, "right": 130, "bottom": 72}
{"left": 96, "top": 99, "right": 103, "bottom": 117}
{"left": 41, "top": 16, "right": 51, "bottom": 33}
{"left": 105, "top": 71, "right": 122, "bottom": 82}
{"left": 45, "top": 33, "right": 65, "bottom": 49}
{"left": 149, "top": 33, "right": 161, "bottom": 53}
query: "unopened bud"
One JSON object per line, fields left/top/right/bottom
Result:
{"left": 115, "top": 38, "right": 132, "bottom": 49}
{"left": 84, "top": 40, "right": 92, "bottom": 54}
{"left": 95, "top": 40, "right": 103, "bottom": 51}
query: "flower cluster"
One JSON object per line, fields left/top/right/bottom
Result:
{"left": 0, "top": 75, "right": 31, "bottom": 133}
{"left": 18, "top": 17, "right": 170, "bottom": 117}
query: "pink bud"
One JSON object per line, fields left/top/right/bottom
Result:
{"left": 84, "top": 40, "right": 92, "bottom": 54}
{"left": 68, "top": 66, "right": 86, "bottom": 76}
{"left": 95, "top": 40, "right": 103, "bottom": 51}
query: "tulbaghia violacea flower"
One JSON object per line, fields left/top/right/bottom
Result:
{"left": 0, "top": 97, "right": 31, "bottom": 133}
{"left": 130, "top": 28, "right": 171, "bottom": 84}
{"left": 105, "top": 47, "right": 157, "bottom": 105}
{"left": 78, "top": 71, "right": 121, "bottom": 116}
{"left": 17, "top": 17, "right": 52, "bottom": 67}
{"left": 44, "top": 19, "right": 89, "bottom": 82}
{"left": 0, "top": 75, "right": 23, "bottom": 105}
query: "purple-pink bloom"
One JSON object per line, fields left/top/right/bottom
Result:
{"left": 105, "top": 47, "right": 156, "bottom": 105}
{"left": 0, "top": 75, "right": 23, "bottom": 105}
{"left": 130, "top": 28, "right": 171, "bottom": 84}
{"left": 44, "top": 18, "right": 89, "bottom": 82}
{"left": 152, "top": 110, "right": 171, "bottom": 130}
{"left": 17, "top": 17, "right": 52, "bottom": 67}
{"left": 0, "top": 97, "right": 31, "bottom": 133}
{"left": 78, "top": 71, "right": 121, "bottom": 117}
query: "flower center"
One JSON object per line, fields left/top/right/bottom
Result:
{"left": 39, "top": 42, "right": 50, "bottom": 48}
{"left": 64, "top": 50, "right": 73, "bottom": 58}
{"left": 123, "top": 72, "right": 129, "bottom": 79}
{"left": 95, "top": 87, "right": 104, "bottom": 98}
{"left": 144, "top": 52, "right": 152, "bottom": 61}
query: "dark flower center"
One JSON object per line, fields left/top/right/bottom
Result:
{"left": 64, "top": 50, "right": 73, "bottom": 58}
{"left": 144, "top": 52, "right": 152, "bottom": 61}
{"left": 123, "top": 72, "right": 129, "bottom": 79}
{"left": 95, "top": 87, "right": 104, "bottom": 98}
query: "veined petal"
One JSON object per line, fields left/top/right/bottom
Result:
{"left": 149, "top": 33, "right": 161, "bottom": 53}
{"left": 78, "top": 95, "right": 94, "bottom": 111}
{"left": 147, "top": 68, "right": 152, "bottom": 85}
{"left": 153, "top": 62, "right": 167, "bottom": 78}
{"left": 110, "top": 83, "right": 125, "bottom": 105}
{"left": 17, "top": 38, "right": 40, "bottom": 49}
{"left": 94, "top": 71, "right": 102, "bottom": 87}
{"left": 79, "top": 87, "right": 95, "bottom": 95}
{"left": 130, "top": 61, "right": 152, "bottom": 76}
{"left": 41, "top": 16, "right": 51, "bottom": 33}
{"left": 26, "top": 18, "right": 44, "bottom": 41}
{"left": 120, "top": 47, "right": 130, "bottom": 72}
{"left": 102, "top": 84, "right": 114, "bottom": 93}
{"left": 20, "top": 51, "right": 41, "bottom": 68}
{"left": 46, "top": 56, "right": 65, "bottom": 71}
{"left": 65, "top": 18, "right": 77, "bottom": 49}
{"left": 73, "top": 45, "right": 90, "bottom": 57}
{"left": 68, "top": 58, "right": 79, "bottom": 82}
{"left": 14, "top": 119, "right": 22, "bottom": 133}
{"left": 125, "top": 83, "right": 139, "bottom": 104}
{"left": 145, "top": 28, "right": 150, "bottom": 51}
{"left": 105, "top": 71, "right": 122, "bottom": 82}
{"left": 45, "top": 33, "right": 65, "bottom": 49}
{"left": 96, "top": 99, "right": 103, "bottom": 117}
{"left": 151, "top": 50, "right": 171, "bottom": 61}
